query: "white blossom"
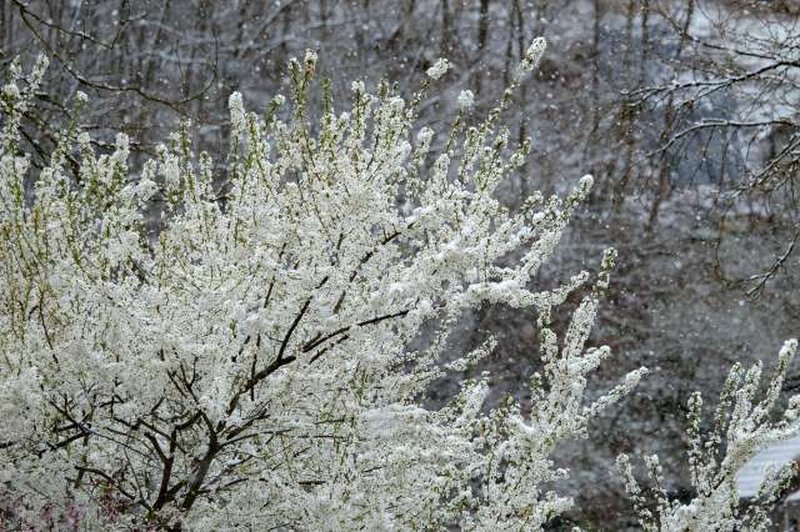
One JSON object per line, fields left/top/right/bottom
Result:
{"left": 457, "top": 89, "right": 475, "bottom": 110}
{"left": 620, "top": 338, "right": 800, "bottom": 531}
{"left": 426, "top": 58, "right": 451, "bottom": 80}
{"left": 228, "top": 91, "right": 246, "bottom": 132}
{"left": 522, "top": 37, "right": 547, "bottom": 71}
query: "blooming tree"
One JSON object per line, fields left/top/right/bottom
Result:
{"left": 0, "top": 43, "right": 796, "bottom": 530}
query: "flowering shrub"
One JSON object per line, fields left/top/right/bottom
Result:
{"left": 620, "top": 338, "right": 800, "bottom": 530}
{"left": 0, "top": 43, "right": 797, "bottom": 530}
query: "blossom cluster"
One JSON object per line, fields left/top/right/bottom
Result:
{"left": 0, "top": 42, "right": 797, "bottom": 531}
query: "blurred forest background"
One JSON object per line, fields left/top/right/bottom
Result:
{"left": 2, "top": 0, "right": 799, "bottom": 527}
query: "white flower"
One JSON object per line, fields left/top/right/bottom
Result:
{"left": 522, "top": 37, "right": 547, "bottom": 71}
{"left": 351, "top": 80, "right": 366, "bottom": 94}
{"left": 426, "top": 58, "right": 451, "bottom": 80}
{"left": 228, "top": 91, "right": 245, "bottom": 132}
{"left": 416, "top": 126, "right": 433, "bottom": 145}
{"left": 304, "top": 49, "right": 318, "bottom": 65}
{"left": 2, "top": 83, "right": 21, "bottom": 101}
{"left": 578, "top": 173, "right": 594, "bottom": 192}
{"left": 457, "top": 89, "right": 474, "bottom": 110}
